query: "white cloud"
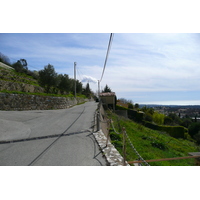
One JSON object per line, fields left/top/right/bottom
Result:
{"left": 81, "top": 75, "right": 98, "bottom": 84}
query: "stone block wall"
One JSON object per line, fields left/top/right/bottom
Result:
{"left": 0, "top": 93, "right": 86, "bottom": 111}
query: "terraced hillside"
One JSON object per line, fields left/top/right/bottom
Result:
{"left": 0, "top": 62, "right": 44, "bottom": 93}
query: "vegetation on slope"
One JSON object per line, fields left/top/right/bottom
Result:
{"left": 0, "top": 56, "right": 94, "bottom": 99}
{"left": 107, "top": 111, "right": 199, "bottom": 166}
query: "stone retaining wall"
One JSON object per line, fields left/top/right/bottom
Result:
{"left": 0, "top": 93, "right": 86, "bottom": 111}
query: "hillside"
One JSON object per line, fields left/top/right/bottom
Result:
{"left": 108, "top": 111, "right": 199, "bottom": 166}
{"left": 0, "top": 62, "right": 44, "bottom": 93}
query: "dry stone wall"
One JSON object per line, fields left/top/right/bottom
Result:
{"left": 0, "top": 93, "right": 87, "bottom": 111}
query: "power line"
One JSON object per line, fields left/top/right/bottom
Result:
{"left": 99, "top": 33, "right": 114, "bottom": 83}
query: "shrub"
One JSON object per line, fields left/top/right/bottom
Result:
{"left": 144, "top": 113, "right": 153, "bottom": 122}
{"left": 164, "top": 116, "right": 173, "bottom": 125}
{"left": 188, "top": 122, "right": 200, "bottom": 138}
{"left": 142, "top": 121, "right": 186, "bottom": 139}
{"left": 110, "top": 132, "right": 121, "bottom": 141}
{"left": 153, "top": 112, "right": 165, "bottom": 125}
{"left": 161, "top": 126, "right": 186, "bottom": 139}
{"left": 128, "top": 110, "right": 144, "bottom": 122}
{"left": 128, "top": 103, "right": 134, "bottom": 109}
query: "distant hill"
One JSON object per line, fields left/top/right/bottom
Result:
{"left": 140, "top": 104, "right": 200, "bottom": 109}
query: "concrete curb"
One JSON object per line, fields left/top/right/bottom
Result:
{"left": 93, "top": 129, "right": 129, "bottom": 166}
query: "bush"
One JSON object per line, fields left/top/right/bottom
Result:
{"left": 153, "top": 112, "right": 165, "bottom": 125}
{"left": 144, "top": 113, "right": 153, "bottom": 122}
{"left": 164, "top": 116, "right": 173, "bottom": 125}
{"left": 128, "top": 103, "right": 134, "bottom": 109}
{"left": 128, "top": 110, "right": 144, "bottom": 122}
{"left": 188, "top": 122, "right": 200, "bottom": 138}
{"left": 142, "top": 121, "right": 186, "bottom": 139}
{"left": 161, "top": 126, "right": 186, "bottom": 139}
{"left": 110, "top": 132, "right": 121, "bottom": 141}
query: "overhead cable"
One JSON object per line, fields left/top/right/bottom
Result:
{"left": 99, "top": 33, "right": 114, "bottom": 82}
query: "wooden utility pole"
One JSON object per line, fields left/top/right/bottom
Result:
{"left": 74, "top": 62, "right": 76, "bottom": 98}
{"left": 98, "top": 80, "right": 100, "bottom": 98}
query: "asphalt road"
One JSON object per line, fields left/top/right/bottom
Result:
{"left": 0, "top": 101, "right": 107, "bottom": 166}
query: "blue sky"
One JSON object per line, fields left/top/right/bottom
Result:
{"left": 1, "top": 33, "right": 200, "bottom": 105}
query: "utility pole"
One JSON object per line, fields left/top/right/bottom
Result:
{"left": 74, "top": 62, "right": 76, "bottom": 99}
{"left": 98, "top": 80, "right": 100, "bottom": 98}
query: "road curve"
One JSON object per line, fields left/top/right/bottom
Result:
{"left": 0, "top": 101, "right": 107, "bottom": 166}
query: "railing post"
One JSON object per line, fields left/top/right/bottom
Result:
{"left": 105, "top": 119, "right": 111, "bottom": 147}
{"left": 97, "top": 111, "right": 100, "bottom": 131}
{"left": 122, "top": 127, "right": 127, "bottom": 166}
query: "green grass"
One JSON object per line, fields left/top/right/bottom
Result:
{"left": 0, "top": 89, "right": 87, "bottom": 99}
{"left": 0, "top": 66, "right": 39, "bottom": 86}
{"left": 108, "top": 111, "right": 199, "bottom": 166}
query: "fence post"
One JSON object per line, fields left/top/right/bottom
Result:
{"left": 122, "top": 127, "right": 127, "bottom": 166}
{"left": 105, "top": 119, "right": 111, "bottom": 147}
{"left": 97, "top": 111, "right": 100, "bottom": 131}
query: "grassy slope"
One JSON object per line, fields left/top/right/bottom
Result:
{"left": 0, "top": 66, "right": 86, "bottom": 98}
{"left": 108, "top": 111, "right": 199, "bottom": 166}
{"left": 0, "top": 65, "right": 39, "bottom": 86}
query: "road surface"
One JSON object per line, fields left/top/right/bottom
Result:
{"left": 0, "top": 101, "right": 107, "bottom": 166}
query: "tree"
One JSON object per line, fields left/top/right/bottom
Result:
{"left": 188, "top": 122, "right": 200, "bottom": 138}
{"left": 57, "top": 74, "right": 72, "bottom": 94}
{"left": 180, "top": 118, "right": 192, "bottom": 128}
{"left": 71, "top": 79, "right": 83, "bottom": 95}
{"left": 128, "top": 103, "right": 134, "bottom": 109}
{"left": 38, "top": 64, "right": 57, "bottom": 93}
{"left": 135, "top": 103, "right": 139, "bottom": 109}
{"left": 82, "top": 83, "right": 92, "bottom": 98}
{"left": 76, "top": 80, "right": 83, "bottom": 94}
{"left": 12, "top": 59, "right": 28, "bottom": 73}
{"left": 164, "top": 116, "right": 173, "bottom": 125}
{"left": 144, "top": 113, "right": 153, "bottom": 122}
{"left": 102, "top": 84, "right": 112, "bottom": 93}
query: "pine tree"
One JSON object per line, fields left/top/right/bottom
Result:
{"left": 102, "top": 84, "right": 112, "bottom": 93}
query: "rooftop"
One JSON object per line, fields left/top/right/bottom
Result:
{"left": 100, "top": 92, "right": 116, "bottom": 97}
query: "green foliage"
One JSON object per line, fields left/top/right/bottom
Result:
{"left": 153, "top": 112, "right": 165, "bottom": 125}
{"left": 180, "top": 118, "right": 192, "bottom": 128}
{"left": 164, "top": 116, "right": 173, "bottom": 125}
{"left": 161, "top": 126, "right": 187, "bottom": 139}
{"left": 102, "top": 84, "right": 112, "bottom": 93}
{"left": 135, "top": 103, "right": 139, "bottom": 109}
{"left": 168, "top": 113, "right": 182, "bottom": 125}
{"left": 128, "top": 110, "right": 144, "bottom": 122}
{"left": 57, "top": 74, "right": 72, "bottom": 94}
{"left": 107, "top": 111, "right": 198, "bottom": 166}
{"left": 144, "top": 112, "right": 153, "bottom": 122}
{"left": 116, "top": 104, "right": 128, "bottom": 110}
{"left": 38, "top": 64, "right": 57, "bottom": 93}
{"left": 143, "top": 121, "right": 186, "bottom": 139}
{"left": 188, "top": 122, "right": 200, "bottom": 138}
{"left": 82, "top": 83, "right": 93, "bottom": 98}
{"left": 0, "top": 89, "right": 76, "bottom": 98}
{"left": 128, "top": 103, "right": 134, "bottom": 109}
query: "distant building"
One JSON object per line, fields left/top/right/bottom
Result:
{"left": 99, "top": 92, "right": 116, "bottom": 111}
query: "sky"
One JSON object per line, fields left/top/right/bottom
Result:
{"left": 1, "top": 33, "right": 200, "bottom": 105}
